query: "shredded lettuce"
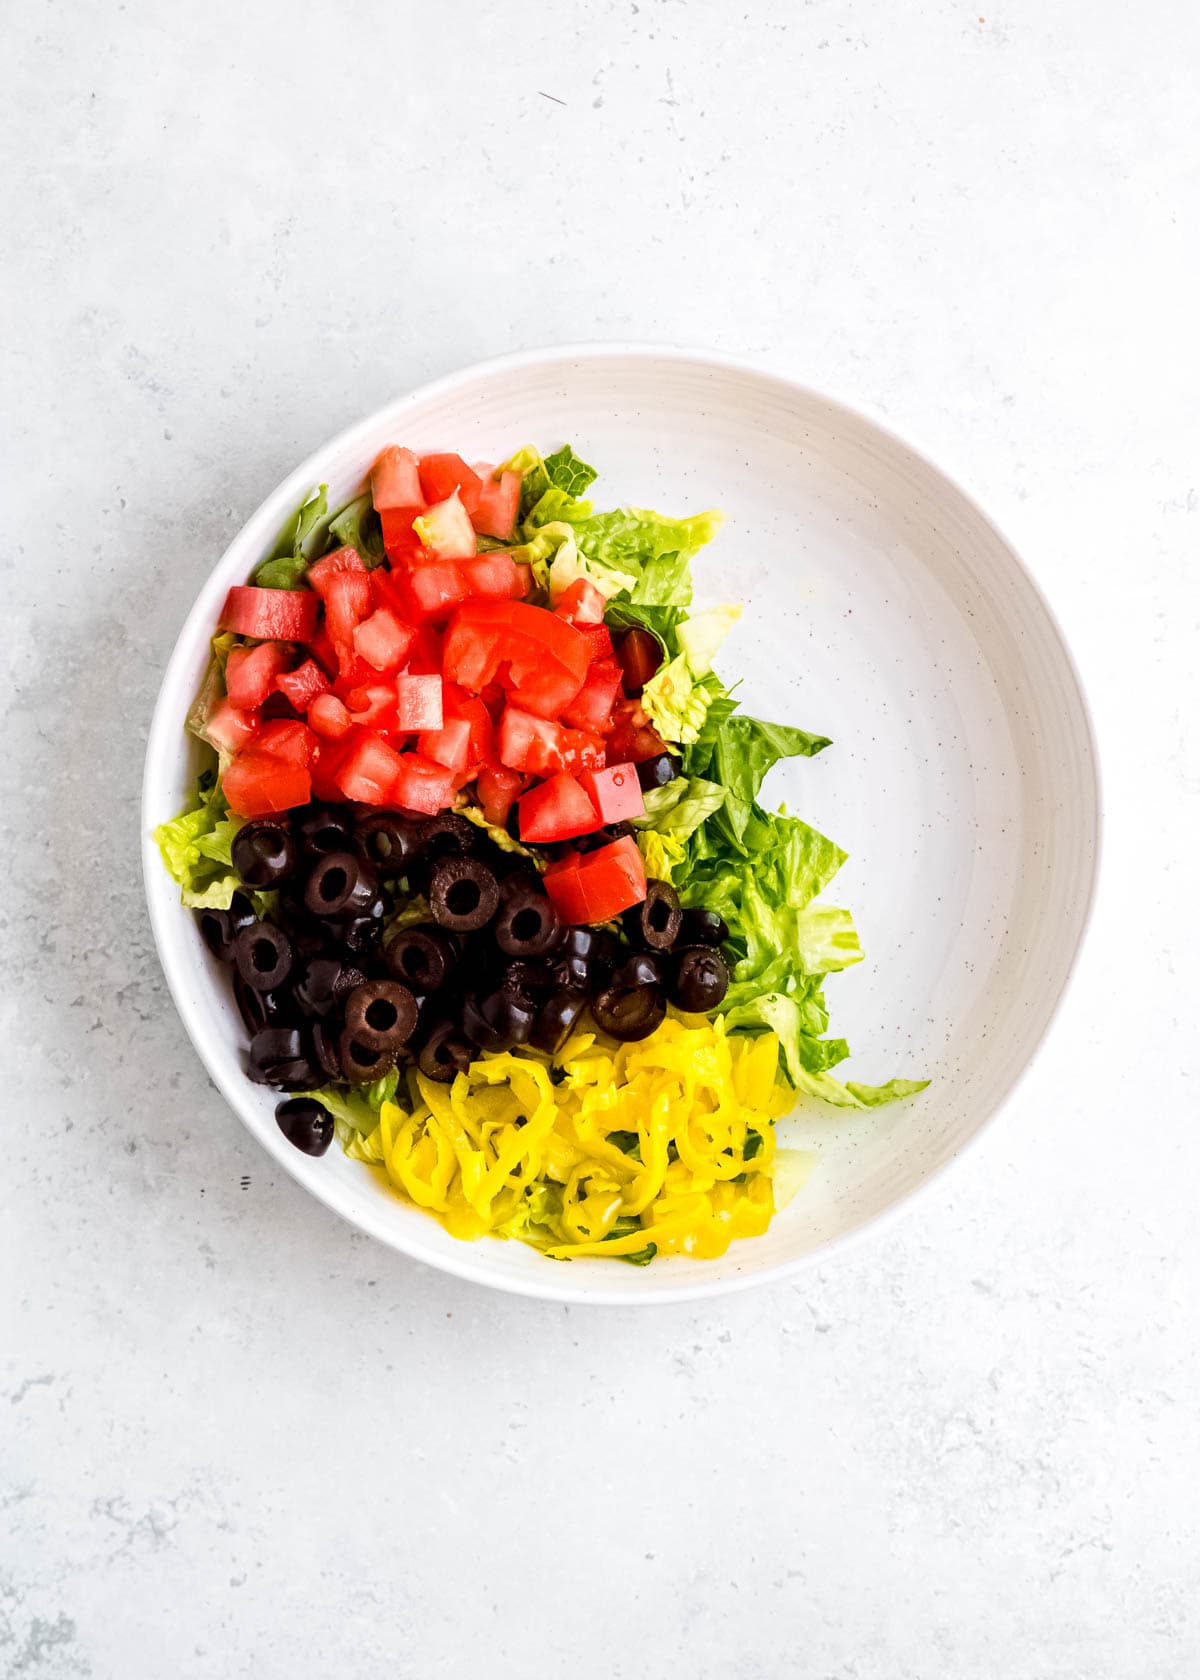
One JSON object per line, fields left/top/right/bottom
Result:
{"left": 542, "top": 444, "right": 598, "bottom": 499}
{"left": 153, "top": 771, "right": 244, "bottom": 910}
{"left": 677, "top": 604, "right": 741, "bottom": 674}
{"left": 632, "top": 777, "right": 727, "bottom": 838}
{"left": 328, "top": 491, "right": 385, "bottom": 567}
{"left": 641, "top": 654, "right": 712, "bottom": 745}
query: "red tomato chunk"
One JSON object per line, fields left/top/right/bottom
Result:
{"left": 518, "top": 772, "right": 603, "bottom": 843}
{"left": 221, "top": 585, "right": 319, "bottom": 643}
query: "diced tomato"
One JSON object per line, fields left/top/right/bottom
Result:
{"left": 380, "top": 507, "right": 423, "bottom": 563}
{"left": 325, "top": 573, "right": 374, "bottom": 663}
{"left": 579, "top": 624, "right": 614, "bottom": 662}
{"left": 220, "top": 585, "right": 319, "bottom": 642}
{"left": 332, "top": 730, "right": 407, "bottom": 805}
{"left": 353, "top": 607, "right": 415, "bottom": 673}
{"left": 559, "top": 727, "right": 607, "bottom": 776}
{"left": 476, "top": 763, "right": 525, "bottom": 828}
{"left": 392, "top": 753, "right": 457, "bottom": 815}
{"left": 405, "top": 625, "right": 445, "bottom": 676}
{"left": 252, "top": 719, "right": 316, "bottom": 765}
{"left": 517, "top": 772, "right": 603, "bottom": 843}
{"left": 414, "top": 492, "right": 477, "bottom": 559}
{"left": 344, "top": 684, "right": 397, "bottom": 729}
{"left": 614, "top": 627, "right": 663, "bottom": 694}
{"left": 561, "top": 659, "right": 622, "bottom": 732}
{"left": 275, "top": 659, "right": 329, "bottom": 712}
{"left": 553, "top": 576, "right": 607, "bottom": 626}
{"left": 308, "top": 692, "right": 354, "bottom": 740}
{"left": 222, "top": 750, "right": 312, "bottom": 818}
{"left": 225, "top": 642, "right": 293, "bottom": 710}
{"left": 418, "top": 454, "right": 483, "bottom": 516}
{"left": 443, "top": 600, "right": 590, "bottom": 716}
{"left": 472, "top": 470, "right": 521, "bottom": 540}
{"left": 418, "top": 715, "right": 473, "bottom": 772}
{"left": 460, "top": 553, "right": 526, "bottom": 601}
{"left": 395, "top": 673, "right": 445, "bottom": 733}
{"left": 395, "top": 560, "right": 468, "bottom": 624}
{"left": 443, "top": 687, "right": 495, "bottom": 769}
{"left": 307, "top": 545, "right": 368, "bottom": 594}
{"left": 497, "top": 707, "right": 565, "bottom": 776}
{"left": 578, "top": 762, "right": 645, "bottom": 824}
{"left": 543, "top": 835, "right": 647, "bottom": 925}
{"left": 205, "top": 698, "right": 257, "bottom": 756}
{"left": 308, "top": 625, "right": 340, "bottom": 678}
{"left": 605, "top": 697, "right": 669, "bottom": 764}
{"left": 371, "top": 446, "right": 424, "bottom": 512}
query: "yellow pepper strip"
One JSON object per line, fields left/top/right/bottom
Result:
{"left": 361, "top": 1016, "right": 799, "bottom": 1264}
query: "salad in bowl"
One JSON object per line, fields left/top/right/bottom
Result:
{"left": 154, "top": 441, "right": 925, "bottom": 1265}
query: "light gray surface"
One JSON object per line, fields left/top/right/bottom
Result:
{"left": 2, "top": 2, "right": 1197, "bottom": 1676}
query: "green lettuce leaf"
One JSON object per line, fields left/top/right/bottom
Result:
{"left": 641, "top": 654, "right": 712, "bottom": 745}
{"left": 570, "top": 505, "right": 723, "bottom": 576}
{"left": 696, "top": 715, "right": 833, "bottom": 846}
{"left": 252, "top": 485, "right": 329, "bottom": 589}
{"left": 543, "top": 444, "right": 598, "bottom": 499}
{"left": 153, "top": 772, "right": 244, "bottom": 910}
{"left": 677, "top": 604, "right": 741, "bottom": 673}
{"left": 631, "top": 550, "right": 692, "bottom": 607}
{"left": 632, "top": 777, "right": 727, "bottom": 838}
{"left": 498, "top": 446, "right": 552, "bottom": 521}
{"left": 328, "top": 491, "right": 384, "bottom": 567}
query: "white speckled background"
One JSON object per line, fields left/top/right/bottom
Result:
{"left": 3, "top": 2, "right": 1198, "bottom": 1675}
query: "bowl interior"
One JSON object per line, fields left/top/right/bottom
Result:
{"left": 143, "top": 349, "right": 1098, "bottom": 1302}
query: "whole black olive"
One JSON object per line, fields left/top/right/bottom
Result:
{"left": 611, "top": 951, "right": 666, "bottom": 991}
{"left": 343, "top": 980, "right": 418, "bottom": 1052}
{"left": 635, "top": 752, "right": 682, "bottom": 791}
{"left": 294, "top": 956, "right": 366, "bottom": 1017}
{"left": 493, "top": 884, "right": 562, "bottom": 958}
{"left": 295, "top": 804, "right": 355, "bottom": 857}
{"left": 502, "top": 959, "right": 557, "bottom": 995}
{"left": 529, "top": 988, "right": 587, "bottom": 1053}
{"left": 428, "top": 855, "right": 500, "bottom": 933}
{"left": 356, "top": 811, "right": 423, "bottom": 872}
{"left": 233, "top": 973, "right": 296, "bottom": 1035}
{"left": 623, "top": 879, "right": 681, "bottom": 952}
{"left": 275, "top": 1096, "right": 335, "bottom": 1156}
{"left": 234, "top": 921, "right": 295, "bottom": 992}
{"left": 417, "top": 1021, "right": 474, "bottom": 1084}
{"left": 232, "top": 819, "right": 299, "bottom": 888}
{"left": 590, "top": 984, "right": 666, "bottom": 1043}
{"left": 677, "top": 907, "right": 730, "bottom": 947}
{"left": 337, "top": 1029, "right": 399, "bottom": 1085}
{"left": 303, "top": 851, "right": 379, "bottom": 918}
{"left": 670, "top": 947, "right": 730, "bottom": 1013}
{"left": 461, "top": 986, "right": 535, "bottom": 1050}
{"left": 383, "top": 925, "right": 458, "bottom": 994}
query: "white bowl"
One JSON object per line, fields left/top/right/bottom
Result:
{"left": 142, "top": 346, "right": 1099, "bottom": 1304}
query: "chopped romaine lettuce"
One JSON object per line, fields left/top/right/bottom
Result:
{"left": 252, "top": 485, "right": 329, "bottom": 589}
{"left": 153, "top": 771, "right": 244, "bottom": 910}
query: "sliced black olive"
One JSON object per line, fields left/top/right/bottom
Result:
{"left": 383, "top": 925, "right": 458, "bottom": 994}
{"left": 294, "top": 955, "right": 365, "bottom": 1017}
{"left": 505, "top": 804, "right": 523, "bottom": 841}
{"left": 295, "top": 804, "right": 355, "bottom": 857}
{"left": 670, "top": 946, "right": 729, "bottom": 1013}
{"left": 355, "top": 811, "right": 423, "bottom": 872}
{"left": 529, "top": 988, "right": 587, "bottom": 1053}
{"left": 493, "top": 884, "right": 562, "bottom": 957}
{"left": 461, "top": 986, "right": 535, "bottom": 1050}
{"left": 636, "top": 752, "right": 682, "bottom": 792}
{"left": 623, "top": 879, "right": 682, "bottom": 952}
{"left": 232, "top": 819, "right": 298, "bottom": 888}
{"left": 612, "top": 951, "right": 666, "bottom": 991}
{"left": 590, "top": 984, "right": 666, "bottom": 1043}
{"left": 308, "top": 1020, "right": 342, "bottom": 1081}
{"left": 415, "top": 812, "right": 475, "bottom": 870}
{"left": 196, "top": 905, "right": 237, "bottom": 961}
{"left": 428, "top": 855, "right": 500, "bottom": 933}
{"left": 502, "top": 959, "right": 557, "bottom": 995}
{"left": 417, "top": 1021, "right": 474, "bottom": 1084}
{"left": 248, "top": 1026, "right": 310, "bottom": 1086}
{"left": 573, "top": 822, "right": 634, "bottom": 854}
{"left": 337, "top": 1028, "right": 399, "bottom": 1085}
{"left": 330, "top": 899, "right": 387, "bottom": 958}
{"left": 677, "top": 907, "right": 730, "bottom": 947}
{"left": 233, "top": 973, "right": 296, "bottom": 1035}
{"left": 343, "top": 980, "right": 418, "bottom": 1052}
{"left": 303, "top": 851, "right": 379, "bottom": 918}
{"left": 275, "top": 1096, "right": 335, "bottom": 1156}
{"left": 234, "top": 921, "right": 295, "bottom": 992}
